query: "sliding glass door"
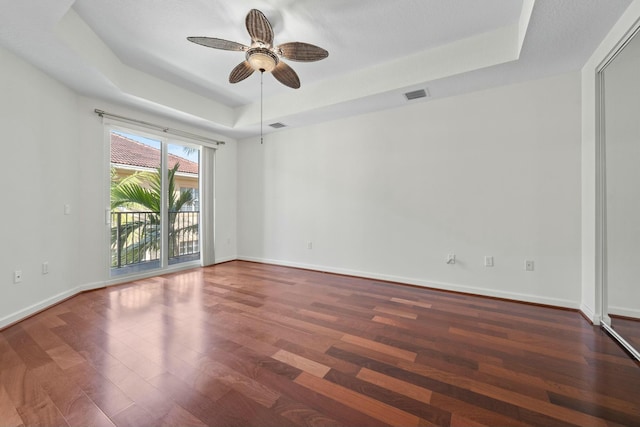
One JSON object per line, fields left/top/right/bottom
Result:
{"left": 167, "top": 142, "right": 200, "bottom": 265}
{"left": 109, "top": 128, "right": 201, "bottom": 278}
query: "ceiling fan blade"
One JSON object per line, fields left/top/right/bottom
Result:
{"left": 271, "top": 61, "right": 300, "bottom": 89}
{"left": 229, "top": 61, "right": 255, "bottom": 83}
{"left": 277, "top": 42, "right": 328, "bottom": 62}
{"left": 187, "top": 37, "right": 248, "bottom": 51}
{"left": 246, "top": 9, "right": 274, "bottom": 46}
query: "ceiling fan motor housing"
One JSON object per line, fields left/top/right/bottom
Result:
{"left": 246, "top": 47, "right": 279, "bottom": 72}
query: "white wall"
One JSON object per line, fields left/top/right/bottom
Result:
{"left": 0, "top": 45, "right": 238, "bottom": 328}
{"left": 0, "top": 45, "right": 81, "bottom": 326}
{"left": 581, "top": 0, "right": 640, "bottom": 323}
{"left": 238, "top": 72, "right": 582, "bottom": 308}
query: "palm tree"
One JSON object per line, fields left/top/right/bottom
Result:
{"left": 111, "top": 163, "right": 197, "bottom": 267}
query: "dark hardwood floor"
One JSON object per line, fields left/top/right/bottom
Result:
{"left": 1, "top": 260, "right": 639, "bottom": 426}
{"left": 610, "top": 315, "right": 640, "bottom": 350}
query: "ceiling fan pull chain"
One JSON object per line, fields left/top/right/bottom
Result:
{"left": 261, "top": 70, "right": 264, "bottom": 144}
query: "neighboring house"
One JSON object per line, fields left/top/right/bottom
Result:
{"left": 110, "top": 132, "right": 200, "bottom": 211}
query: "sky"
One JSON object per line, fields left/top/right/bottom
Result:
{"left": 113, "top": 131, "right": 200, "bottom": 163}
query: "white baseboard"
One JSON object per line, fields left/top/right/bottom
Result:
{"left": 237, "top": 256, "right": 579, "bottom": 310}
{"left": 3, "top": 256, "right": 584, "bottom": 330}
{"left": 1, "top": 259, "right": 225, "bottom": 329}
{"left": 580, "top": 303, "right": 599, "bottom": 324}
{"left": 215, "top": 256, "right": 237, "bottom": 264}
{"left": 0, "top": 281, "right": 105, "bottom": 329}
{"left": 608, "top": 305, "right": 640, "bottom": 319}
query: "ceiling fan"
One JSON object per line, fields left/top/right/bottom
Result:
{"left": 187, "top": 9, "right": 328, "bottom": 89}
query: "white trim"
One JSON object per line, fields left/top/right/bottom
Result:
{"left": 237, "top": 256, "right": 579, "bottom": 309}
{"left": 214, "top": 256, "right": 236, "bottom": 264}
{"left": 102, "top": 124, "right": 112, "bottom": 281}
{"left": 105, "top": 261, "right": 201, "bottom": 286}
{"left": 601, "top": 322, "right": 640, "bottom": 361}
{"left": 0, "top": 261, "right": 203, "bottom": 329}
{"left": 201, "top": 146, "right": 216, "bottom": 267}
{"left": 580, "top": 303, "right": 599, "bottom": 325}
{"left": 112, "top": 164, "right": 197, "bottom": 178}
{"left": 160, "top": 136, "right": 169, "bottom": 269}
{"left": 104, "top": 121, "right": 207, "bottom": 281}
{"left": 111, "top": 163, "right": 155, "bottom": 173}
{"left": 0, "top": 281, "right": 106, "bottom": 329}
{"left": 595, "top": 66, "right": 607, "bottom": 327}
{"left": 608, "top": 306, "right": 640, "bottom": 319}
{"left": 175, "top": 171, "right": 198, "bottom": 178}
{"left": 2, "top": 258, "right": 583, "bottom": 330}
{"left": 594, "top": 16, "right": 640, "bottom": 354}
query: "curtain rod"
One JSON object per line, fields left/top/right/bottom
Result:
{"left": 94, "top": 109, "right": 225, "bottom": 146}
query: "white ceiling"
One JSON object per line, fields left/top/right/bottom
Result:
{"left": 0, "top": 0, "right": 633, "bottom": 139}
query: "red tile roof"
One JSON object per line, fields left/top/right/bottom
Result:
{"left": 110, "top": 133, "right": 199, "bottom": 174}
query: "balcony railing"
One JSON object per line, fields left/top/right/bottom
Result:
{"left": 111, "top": 211, "right": 199, "bottom": 269}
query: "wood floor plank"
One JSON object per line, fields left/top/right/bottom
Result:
{"left": 479, "top": 361, "right": 640, "bottom": 415}
{"left": 271, "top": 394, "right": 343, "bottom": 427}
{"left": 395, "top": 360, "right": 612, "bottom": 427}
{"left": 62, "top": 362, "right": 134, "bottom": 419}
{"left": 429, "top": 392, "right": 529, "bottom": 427}
{"left": 272, "top": 349, "right": 331, "bottom": 378}
{"left": 227, "top": 352, "right": 390, "bottom": 427}
{"left": 111, "top": 403, "right": 160, "bottom": 427}
{"left": 374, "top": 305, "right": 419, "bottom": 319}
{"left": 341, "top": 333, "right": 417, "bottom": 362}
{"left": 0, "top": 383, "right": 24, "bottom": 427}
{"left": 31, "top": 362, "right": 115, "bottom": 427}
{"left": 196, "top": 355, "right": 282, "bottom": 408}
{"left": 214, "top": 389, "right": 299, "bottom": 427}
{"left": 448, "top": 326, "right": 590, "bottom": 365}
{"left": 357, "top": 367, "right": 434, "bottom": 405}
{"left": 390, "top": 297, "right": 433, "bottom": 309}
{"left": 45, "top": 344, "right": 86, "bottom": 371}
{"left": 8, "top": 368, "right": 69, "bottom": 427}
{"left": 275, "top": 339, "right": 362, "bottom": 376}
{"left": 157, "top": 404, "right": 208, "bottom": 427}
{"left": 4, "top": 325, "right": 55, "bottom": 370}
{"left": 295, "top": 371, "right": 424, "bottom": 426}
{"left": 325, "top": 368, "right": 451, "bottom": 426}
{"left": 1, "top": 260, "right": 638, "bottom": 426}
{"left": 219, "top": 346, "right": 303, "bottom": 381}
{"left": 146, "top": 371, "right": 230, "bottom": 426}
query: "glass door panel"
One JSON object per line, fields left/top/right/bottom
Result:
{"left": 167, "top": 142, "right": 200, "bottom": 266}
{"left": 110, "top": 130, "right": 163, "bottom": 277}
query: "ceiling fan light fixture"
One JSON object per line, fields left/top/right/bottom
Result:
{"left": 187, "top": 9, "right": 327, "bottom": 88}
{"left": 247, "top": 48, "right": 278, "bottom": 72}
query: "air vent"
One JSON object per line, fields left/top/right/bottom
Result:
{"left": 269, "top": 122, "right": 287, "bottom": 129}
{"left": 404, "top": 89, "right": 429, "bottom": 101}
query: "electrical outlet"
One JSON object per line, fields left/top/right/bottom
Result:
{"left": 14, "top": 270, "right": 23, "bottom": 283}
{"left": 525, "top": 260, "right": 534, "bottom": 271}
{"left": 42, "top": 262, "right": 49, "bottom": 275}
{"left": 307, "top": 241, "right": 313, "bottom": 250}
{"left": 484, "top": 256, "right": 494, "bottom": 267}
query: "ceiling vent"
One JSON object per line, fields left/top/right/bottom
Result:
{"left": 404, "top": 89, "right": 429, "bottom": 101}
{"left": 269, "top": 122, "right": 287, "bottom": 129}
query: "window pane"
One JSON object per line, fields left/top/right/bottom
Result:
{"left": 110, "top": 131, "right": 162, "bottom": 276}
{"left": 167, "top": 143, "right": 200, "bottom": 265}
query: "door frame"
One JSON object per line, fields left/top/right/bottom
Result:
{"left": 103, "top": 120, "right": 207, "bottom": 285}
